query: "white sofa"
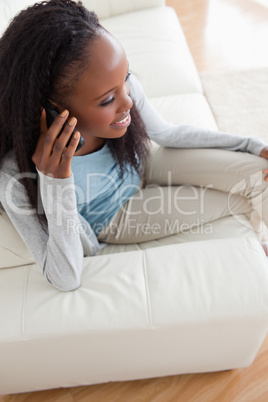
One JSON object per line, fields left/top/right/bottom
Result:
{"left": 1, "top": 0, "right": 268, "bottom": 395}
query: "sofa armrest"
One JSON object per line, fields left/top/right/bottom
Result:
{"left": 82, "top": 0, "right": 165, "bottom": 19}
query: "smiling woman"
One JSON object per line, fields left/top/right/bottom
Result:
{"left": 1, "top": 0, "right": 268, "bottom": 291}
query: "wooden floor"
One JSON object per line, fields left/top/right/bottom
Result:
{"left": 168, "top": 0, "right": 268, "bottom": 73}
{"left": 1, "top": 0, "right": 268, "bottom": 400}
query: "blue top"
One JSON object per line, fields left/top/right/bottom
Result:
{"left": 71, "top": 144, "right": 141, "bottom": 235}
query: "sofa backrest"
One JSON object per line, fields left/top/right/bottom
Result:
{"left": 0, "top": 0, "right": 165, "bottom": 37}
{"left": 82, "top": 0, "right": 165, "bottom": 19}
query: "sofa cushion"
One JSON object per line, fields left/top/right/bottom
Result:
{"left": 0, "top": 206, "right": 35, "bottom": 268}
{"left": 149, "top": 93, "right": 219, "bottom": 130}
{"left": 101, "top": 7, "right": 203, "bottom": 98}
{"left": 1, "top": 235, "right": 266, "bottom": 339}
{"left": 82, "top": 0, "right": 165, "bottom": 19}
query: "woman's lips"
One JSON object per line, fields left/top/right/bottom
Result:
{"left": 110, "top": 112, "right": 131, "bottom": 129}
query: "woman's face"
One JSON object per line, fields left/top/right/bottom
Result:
{"left": 62, "top": 32, "right": 133, "bottom": 154}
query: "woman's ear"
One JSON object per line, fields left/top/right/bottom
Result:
{"left": 48, "top": 99, "right": 64, "bottom": 113}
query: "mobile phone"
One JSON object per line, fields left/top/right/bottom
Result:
{"left": 43, "top": 100, "right": 85, "bottom": 152}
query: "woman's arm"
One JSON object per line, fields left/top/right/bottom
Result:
{"left": 129, "top": 74, "right": 267, "bottom": 156}
{"left": 0, "top": 156, "right": 100, "bottom": 291}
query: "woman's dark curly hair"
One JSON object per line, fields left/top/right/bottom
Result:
{"left": 0, "top": 0, "right": 150, "bottom": 223}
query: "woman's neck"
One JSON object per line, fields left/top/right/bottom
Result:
{"left": 74, "top": 136, "right": 105, "bottom": 156}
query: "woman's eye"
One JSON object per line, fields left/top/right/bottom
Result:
{"left": 99, "top": 73, "right": 131, "bottom": 107}
{"left": 99, "top": 95, "right": 115, "bottom": 107}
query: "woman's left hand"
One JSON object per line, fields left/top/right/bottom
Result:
{"left": 260, "top": 147, "right": 268, "bottom": 181}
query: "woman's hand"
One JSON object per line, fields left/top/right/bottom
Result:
{"left": 32, "top": 109, "right": 81, "bottom": 179}
{"left": 260, "top": 147, "right": 268, "bottom": 182}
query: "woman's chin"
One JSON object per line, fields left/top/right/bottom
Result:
{"left": 108, "top": 127, "right": 128, "bottom": 138}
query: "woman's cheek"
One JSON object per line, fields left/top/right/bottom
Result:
{"left": 77, "top": 110, "right": 114, "bottom": 134}
{"left": 101, "top": 108, "right": 115, "bottom": 123}
{"left": 93, "top": 109, "right": 115, "bottom": 129}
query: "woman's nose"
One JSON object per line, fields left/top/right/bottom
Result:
{"left": 118, "top": 85, "right": 133, "bottom": 112}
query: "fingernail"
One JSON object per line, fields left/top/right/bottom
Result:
{"left": 60, "top": 109, "right": 68, "bottom": 117}
{"left": 74, "top": 131, "right": 79, "bottom": 139}
{"left": 68, "top": 117, "right": 77, "bottom": 126}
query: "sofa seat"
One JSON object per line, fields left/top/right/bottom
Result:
{"left": 1, "top": 231, "right": 268, "bottom": 393}
{"left": 1, "top": 212, "right": 268, "bottom": 394}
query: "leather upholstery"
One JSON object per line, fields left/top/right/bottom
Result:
{"left": 1, "top": 0, "right": 268, "bottom": 394}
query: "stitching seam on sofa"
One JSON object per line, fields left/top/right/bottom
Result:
{"left": 142, "top": 251, "right": 153, "bottom": 327}
{"left": 3, "top": 312, "right": 268, "bottom": 342}
{"left": 0, "top": 243, "right": 33, "bottom": 262}
{"left": 20, "top": 266, "right": 31, "bottom": 337}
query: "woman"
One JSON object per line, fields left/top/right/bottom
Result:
{"left": 1, "top": 0, "right": 268, "bottom": 291}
